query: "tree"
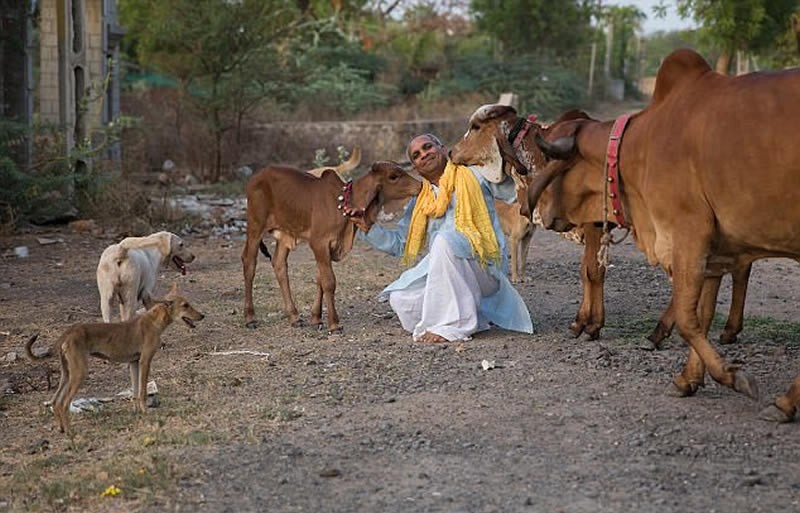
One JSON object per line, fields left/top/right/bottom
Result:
{"left": 670, "top": 0, "right": 798, "bottom": 73}
{"left": 602, "top": 5, "right": 645, "bottom": 83}
{"left": 470, "top": 0, "right": 599, "bottom": 58}
{"left": 119, "top": 0, "right": 302, "bottom": 181}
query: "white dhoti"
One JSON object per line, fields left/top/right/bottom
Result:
{"left": 388, "top": 235, "right": 499, "bottom": 341}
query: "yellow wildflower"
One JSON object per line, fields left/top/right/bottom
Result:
{"left": 101, "top": 484, "right": 121, "bottom": 498}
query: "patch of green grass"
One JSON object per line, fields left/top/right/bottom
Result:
{"left": 114, "top": 452, "right": 180, "bottom": 498}
{"left": 606, "top": 316, "right": 664, "bottom": 344}
{"left": 738, "top": 316, "right": 800, "bottom": 346}
{"left": 16, "top": 467, "right": 97, "bottom": 512}
{"left": 607, "top": 313, "right": 800, "bottom": 347}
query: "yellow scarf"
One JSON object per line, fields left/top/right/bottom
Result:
{"left": 403, "top": 161, "right": 500, "bottom": 266}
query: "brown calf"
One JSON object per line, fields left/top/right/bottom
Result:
{"left": 242, "top": 161, "right": 421, "bottom": 332}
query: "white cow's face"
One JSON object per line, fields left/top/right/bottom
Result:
{"left": 451, "top": 105, "right": 508, "bottom": 183}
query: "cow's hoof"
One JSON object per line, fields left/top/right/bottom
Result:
{"left": 733, "top": 370, "right": 759, "bottom": 400}
{"left": 568, "top": 322, "right": 585, "bottom": 338}
{"left": 328, "top": 326, "right": 343, "bottom": 335}
{"left": 290, "top": 319, "right": 306, "bottom": 328}
{"left": 666, "top": 381, "right": 698, "bottom": 397}
{"left": 759, "top": 404, "right": 794, "bottom": 423}
{"left": 647, "top": 325, "right": 671, "bottom": 350}
{"left": 245, "top": 320, "right": 258, "bottom": 329}
{"left": 719, "top": 332, "right": 738, "bottom": 345}
{"left": 584, "top": 325, "right": 601, "bottom": 341}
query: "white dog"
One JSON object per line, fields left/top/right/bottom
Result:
{"left": 96, "top": 231, "right": 195, "bottom": 323}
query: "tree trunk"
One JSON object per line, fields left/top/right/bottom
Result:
{"left": 213, "top": 127, "right": 222, "bottom": 183}
{"left": 715, "top": 50, "right": 732, "bottom": 75}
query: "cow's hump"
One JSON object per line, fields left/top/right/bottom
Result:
{"left": 651, "top": 48, "right": 711, "bottom": 104}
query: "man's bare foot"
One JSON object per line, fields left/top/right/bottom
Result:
{"left": 418, "top": 332, "right": 448, "bottom": 344}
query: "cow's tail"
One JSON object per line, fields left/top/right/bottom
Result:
{"left": 24, "top": 333, "right": 52, "bottom": 361}
{"left": 259, "top": 240, "right": 272, "bottom": 261}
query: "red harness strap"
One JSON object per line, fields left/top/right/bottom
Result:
{"left": 512, "top": 114, "right": 539, "bottom": 147}
{"left": 606, "top": 113, "right": 632, "bottom": 228}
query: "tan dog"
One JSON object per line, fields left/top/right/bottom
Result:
{"left": 25, "top": 286, "right": 204, "bottom": 435}
{"left": 97, "top": 232, "right": 195, "bottom": 323}
{"left": 495, "top": 198, "right": 534, "bottom": 283}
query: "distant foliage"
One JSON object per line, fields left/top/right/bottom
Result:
{"left": 470, "top": 0, "right": 598, "bottom": 57}
{"left": 430, "top": 55, "right": 587, "bottom": 118}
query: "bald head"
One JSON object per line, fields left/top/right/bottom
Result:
{"left": 407, "top": 133, "right": 448, "bottom": 184}
{"left": 406, "top": 133, "right": 443, "bottom": 160}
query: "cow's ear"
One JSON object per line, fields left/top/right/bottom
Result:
{"left": 470, "top": 138, "right": 505, "bottom": 183}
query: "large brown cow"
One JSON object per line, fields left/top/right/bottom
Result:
{"left": 450, "top": 103, "right": 752, "bottom": 345}
{"left": 527, "top": 48, "right": 800, "bottom": 421}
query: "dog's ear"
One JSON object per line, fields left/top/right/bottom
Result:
{"left": 165, "top": 282, "right": 179, "bottom": 299}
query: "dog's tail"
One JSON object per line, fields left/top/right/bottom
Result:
{"left": 108, "top": 244, "right": 129, "bottom": 267}
{"left": 259, "top": 240, "right": 272, "bottom": 261}
{"left": 24, "top": 333, "right": 52, "bottom": 360}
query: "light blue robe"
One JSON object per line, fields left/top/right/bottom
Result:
{"left": 361, "top": 166, "right": 534, "bottom": 334}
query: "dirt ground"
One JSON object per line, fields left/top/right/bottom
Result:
{"left": 2, "top": 208, "right": 800, "bottom": 512}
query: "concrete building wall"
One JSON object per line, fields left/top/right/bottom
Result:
{"left": 38, "top": 0, "right": 114, "bottom": 139}
{"left": 38, "top": 0, "right": 60, "bottom": 121}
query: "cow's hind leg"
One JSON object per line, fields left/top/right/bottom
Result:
{"left": 311, "top": 245, "right": 340, "bottom": 333}
{"left": 669, "top": 235, "right": 758, "bottom": 400}
{"left": 310, "top": 282, "right": 324, "bottom": 328}
{"left": 720, "top": 263, "right": 752, "bottom": 344}
{"left": 648, "top": 299, "right": 675, "bottom": 349}
{"left": 242, "top": 225, "right": 264, "bottom": 328}
{"left": 761, "top": 375, "right": 800, "bottom": 423}
{"left": 271, "top": 241, "right": 301, "bottom": 327}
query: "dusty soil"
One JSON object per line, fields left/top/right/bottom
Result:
{"left": 2, "top": 211, "right": 800, "bottom": 512}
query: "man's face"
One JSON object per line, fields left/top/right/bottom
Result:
{"left": 408, "top": 136, "right": 447, "bottom": 182}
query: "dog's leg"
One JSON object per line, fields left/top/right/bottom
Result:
{"left": 136, "top": 351, "right": 155, "bottom": 413}
{"left": 509, "top": 234, "right": 520, "bottom": 283}
{"left": 311, "top": 245, "right": 340, "bottom": 333}
{"left": 120, "top": 287, "right": 138, "bottom": 321}
{"left": 141, "top": 293, "right": 156, "bottom": 310}
{"left": 129, "top": 360, "right": 140, "bottom": 400}
{"left": 52, "top": 352, "right": 70, "bottom": 433}
{"left": 271, "top": 240, "right": 301, "bottom": 327}
{"left": 59, "top": 346, "right": 88, "bottom": 435}
{"left": 98, "top": 282, "right": 114, "bottom": 323}
{"left": 118, "top": 289, "right": 141, "bottom": 394}
{"left": 519, "top": 224, "right": 534, "bottom": 282}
